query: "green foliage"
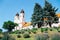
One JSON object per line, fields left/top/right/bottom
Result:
{"left": 0, "top": 36, "right": 3, "bottom": 40}
{"left": 26, "top": 29, "right": 31, "bottom": 34}
{"left": 41, "top": 28, "right": 48, "bottom": 32}
{"left": 35, "top": 33, "right": 49, "bottom": 40}
{"left": 31, "top": 3, "right": 43, "bottom": 28}
{"left": 23, "top": 32, "right": 30, "bottom": 38}
{"left": 57, "top": 29, "right": 60, "bottom": 32}
{"left": 31, "top": 28, "right": 37, "bottom": 34}
{"left": 20, "top": 29, "right": 25, "bottom": 34}
{"left": 51, "top": 33, "right": 60, "bottom": 40}
{"left": 17, "top": 34, "right": 21, "bottom": 38}
{"left": 43, "top": 0, "right": 58, "bottom": 27}
{"left": 31, "top": 0, "right": 58, "bottom": 28}
{"left": 0, "top": 29, "right": 2, "bottom": 33}
{"left": 2, "top": 21, "right": 18, "bottom": 32}
{"left": 49, "top": 28, "right": 53, "bottom": 31}
{"left": 41, "top": 28, "right": 44, "bottom": 32}
{"left": 2, "top": 33, "right": 15, "bottom": 40}
{"left": 9, "top": 30, "right": 20, "bottom": 34}
{"left": 53, "top": 27, "right": 59, "bottom": 30}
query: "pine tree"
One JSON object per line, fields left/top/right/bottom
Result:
{"left": 43, "top": 0, "right": 58, "bottom": 27}
{"left": 31, "top": 3, "right": 43, "bottom": 28}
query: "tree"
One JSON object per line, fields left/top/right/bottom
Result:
{"left": 43, "top": 0, "right": 58, "bottom": 27}
{"left": 0, "top": 29, "right": 2, "bottom": 33}
{"left": 2, "top": 21, "right": 18, "bottom": 32}
{"left": 31, "top": 3, "right": 43, "bottom": 28}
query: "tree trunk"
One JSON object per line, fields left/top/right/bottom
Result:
{"left": 8, "top": 29, "right": 12, "bottom": 32}
{"left": 38, "top": 22, "right": 42, "bottom": 28}
{"left": 48, "top": 22, "right": 51, "bottom": 27}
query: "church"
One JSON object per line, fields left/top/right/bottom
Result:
{"left": 12, "top": 9, "right": 60, "bottom": 31}
{"left": 12, "top": 9, "right": 32, "bottom": 31}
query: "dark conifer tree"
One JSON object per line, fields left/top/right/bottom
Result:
{"left": 43, "top": 0, "right": 58, "bottom": 27}
{"left": 31, "top": 3, "right": 43, "bottom": 28}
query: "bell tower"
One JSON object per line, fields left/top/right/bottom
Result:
{"left": 19, "top": 9, "right": 24, "bottom": 23}
{"left": 14, "top": 12, "right": 19, "bottom": 24}
{"left": 19, "top": 9, "right": 25, "bottom": 29}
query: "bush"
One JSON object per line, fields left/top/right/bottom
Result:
{"left": 41, "top": 28, "right": 44, "bottom": 32}
{"left": 9, "top": 30, "right": 21, "bottom": 34}
{"left": 49, "top": 28, "right": 53, "bottom": 31}
{"left": 17, "top": 34, "right": 21, "bottom": 38}
{"left": 35, "top": 34, "right": 41, "bottom": 40}
{"left": 32, "top": 28, "right": 38, "bottom": 30}
{"left": 51, "top": 33, "right": 60, "bottom": 40}
{"left": 45, "top": 28, "right": 48, "bottom": 31}
{"left": 26, "top": 29, "right": 31, "bottom": 34}
{"left": 31, "top": 28, "right": 37, "bottom": 34}
{"left": 41, "top": 28, "right": 48, "bottom": 32}
{"left": 35, "top": 33, "right": 49, "bottom": 40}
{"left": 20, "top": 29, "right": 25, "bottom": 34}
{"left": 2, "top": 33, "right": 15, "bottom": 40}
{"left": 57, "top": 28, "right": 60, "bottom": 32}
{"left": 23, "top": 32, "right": 30, "bottom": 38}
{"left": 31, "top": 29, "right": 36, "bottom": 34}
{"left": 0, "top": 34, "right": 3, "bottom": 39}
{"left": 0, "top": 36, "right": 2, "bottom": 39}
{"left": 10, "top": 29, "right": 25, "bottom": 34}
{"left": 53, "top": 27, "right": 59, "bottom": 30}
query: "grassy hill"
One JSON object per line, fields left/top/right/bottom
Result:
{"left": 0, "top": 27, "right": 60, "bottom": 40}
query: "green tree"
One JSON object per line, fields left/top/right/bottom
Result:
{"left": 43, "top": 0, "right": 58, "bottom": 27}
{"left": 0, "top": 29, "right": 2, "bottom": 33}
{"left": 2, "top": 21, "right": 18, "bottom": 32}
{"left": 31, "top": 3, "right": 43, "bottom": 28}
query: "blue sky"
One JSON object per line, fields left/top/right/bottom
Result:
{"left": 0, "top": 0, "right": 60, "bottom": 31}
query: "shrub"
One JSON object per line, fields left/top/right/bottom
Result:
{"left": 0, "top": 34, "right": 3, "bottom": 39}
{"left": 17, "top": 34, "right": 21, "bottom": 38}
{"left": 53, "top": 27, "right": 59, "bottom": 30}
{"left": 2, "top": 33, "right": 15, "bottom": 40}
{"left": 9, "top": 30, "right": 21, "bottom": 34}
{"left": 35, "top": 33, "right": 49, "bottom": 40}
{"left": 35, "top": 34, "right": 41, "bottom": 40}
{"left": 26, "top": 29, "right": 31, "bottom": 34}
{"left": 49, "top": 28, "right": 53, "bottom": 31}
{"left": 41, "top": 28, "right": 48, "bottom": 32}
{"left": 41, "top": 28, "right": 44, "bottom": 32}
{"left": 0, "top": 36, "right": 2, "bottom": 39}
{"left": 20, "top": 29, "right": 25, "bottom": 34}
{"left": 45, "top": 28, "right": 48, "bottom": 31}
{"left": 51, "top": 33, "right": 60, "bottom": 40}
{"left": 57, "top": 28, "right": 60, "bottom": 32}
{"left": 32, "top": 28, "right": 38, "bottom": 30}
{"left": 23, "top": 32, "right": 30, "bottom": 38}
{"left": 31, "top": 29, "right": 36, "bottom": 34}
{"left": 31, "top": 28, "right": 37, "bottom": 34}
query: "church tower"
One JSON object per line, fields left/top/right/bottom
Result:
{"left": 14, "top": 12, "right": 19, "bottom": 24}
{"left": 19, "top": 9, "right": 24, "bottom": 23}
{"left": 19, "top": 9, "right": 25, "bottom": 29}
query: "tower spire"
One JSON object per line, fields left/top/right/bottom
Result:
{"left": 20, "top": 9, "right": 24, "bottom": 13}
{"left": 16, "top": 12, "right": 19, "bottom": 16}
